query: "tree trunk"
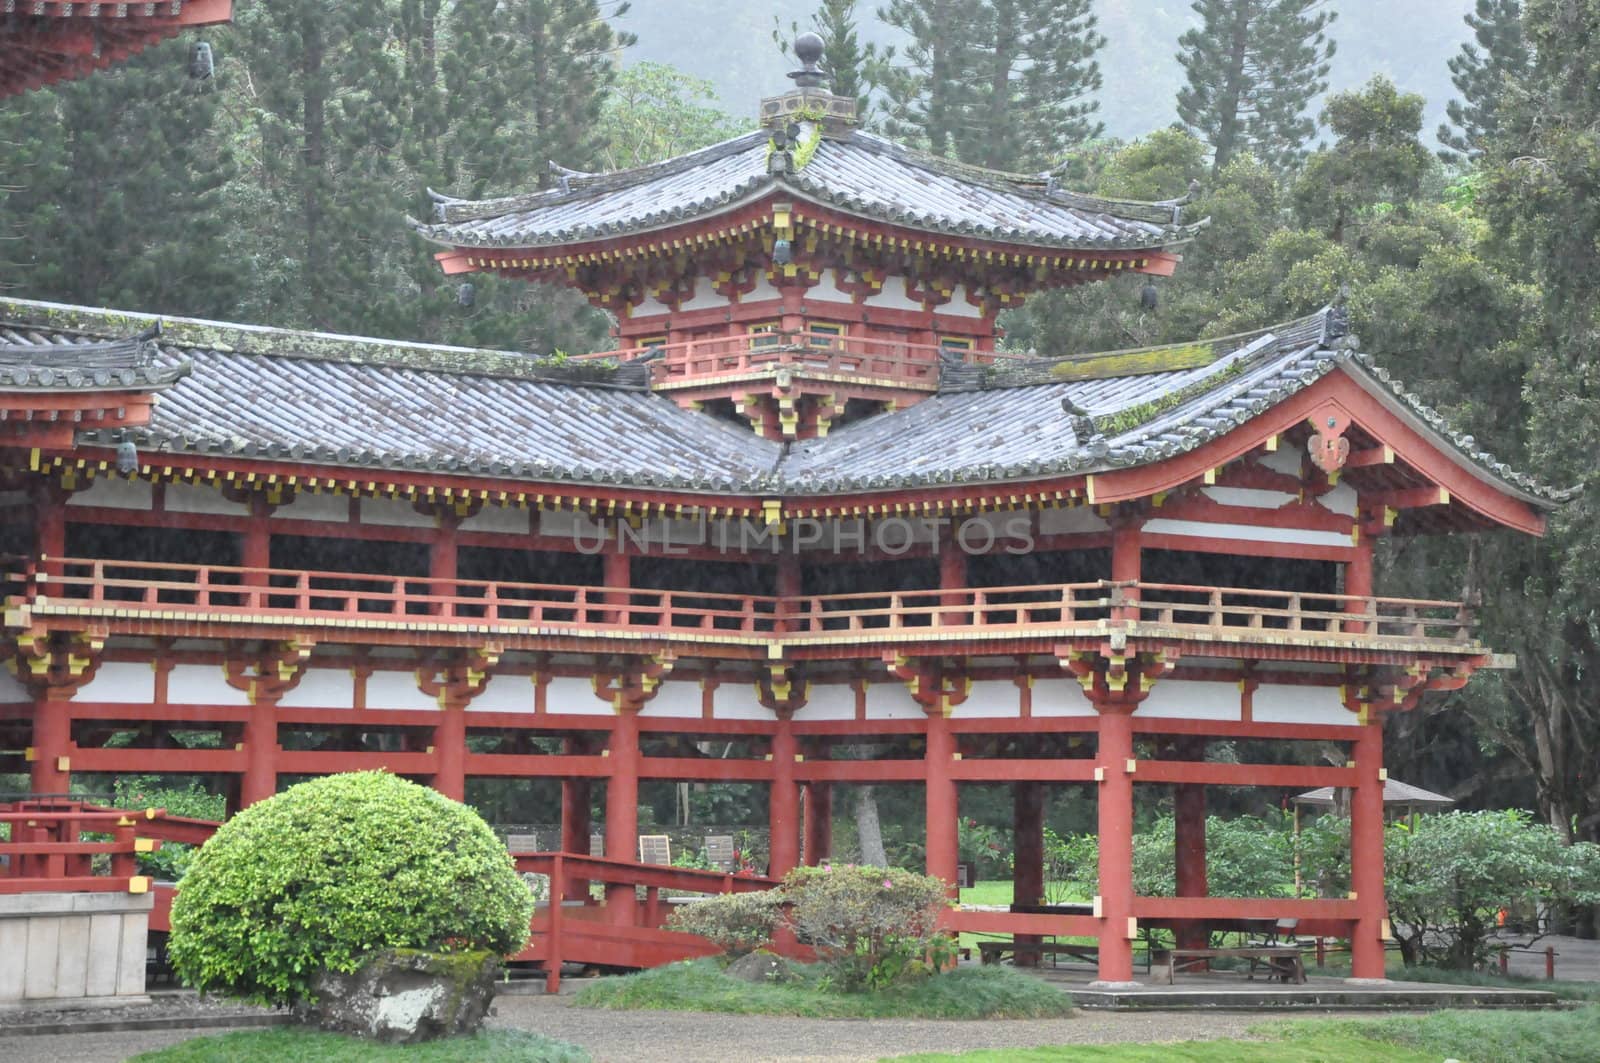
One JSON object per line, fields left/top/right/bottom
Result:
{"left": 854, "top": 785, "right": 888, "bottom": 867}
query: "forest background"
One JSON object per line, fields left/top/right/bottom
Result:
{"left": 3, "top": 0, "right": 1599, "bottom": 922}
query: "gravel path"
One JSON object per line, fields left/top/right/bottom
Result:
{"left": 3, "top": 996, "right": 1386, "bottom": 1063}
{"left": 489, "top": 996, "right": 1352, "bottom": 1063}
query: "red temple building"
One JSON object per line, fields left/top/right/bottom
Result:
{"left": 0, "top": 0, "right": 231, "bottom": 98}
{"left": 0, "top": 43, "right": 1566, "bottom": 987}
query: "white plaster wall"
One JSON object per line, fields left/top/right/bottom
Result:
{"left": 360, "top": 498, "right": 435, "bottom": 529}
{"left": 793, "top": 683, "right": 856, "bottom": 721}
{"left": 640, "top": 681, "right": 702, "bottom": 719}
{"left": 1317, "top": 483, "right": 1359, "bottom": 517}
{"left": 66, "top": 478, "right": 152, "bottom": 510}
{"left": 164, "top": 483, "right": 249, "bottom": 516}
{"left": 680, "top": 276, "right": 730, "bottom": 313}
{"left": 545, "top": 675, "right": 610, "bottom": 716}
{"left": 1252, "top": 683, "right": 1359, "bottom": 726}
{"left": 277, "top": 668, "right": 356, "bottom": 709}
{"left": 1259, "top": 446, "right": 1303, "bottom": 476}
{"left": 950, "top": 679, "right": 1021, "bottom": 719}
{"left": 1039, "top": 506, "right": 1110, "bottom": 535}
{"left": 1134, "top": 679, "right": 1242, "bottom": 721}
{"left": 539, "top": 509, "right": 604, "bottom": 547}
{"left": 1032, "top": 679, "right": 1096, "bottom": 717}
{"left": 76, "top": 662, "right": 155, "bottom": 705}
{"left": 468, "top": 675, "right": 535, "bottom": 713}
{"left": 864, "top": 683, "right": 923, "bottom": 720}
{"left": 745, "top": 275, "right": 780, "bottom": 305}
{"left": 167, "top": 664, "right": 249, "bottom": 706}
{"left": 714, "top": 688, "right": 774, "bottom": 721}
{"left": 1201, "top": 486, "right": 1297, "bottom": 510}
{"left": 461, "top": 505, "right": 531, "bottom": 535}
{"left": 0, "top": 670, "right": 31, "bottom": 704}
{"left": 1143, "top": 518, "right": 1352, "bottom": 549}
{"left": 364, "top": 670, "right": 440, "bottom": 712}
{"left": 864, "top": 281, "right": 926, "bottom": 313}
{"left": 276, "top": 491, "right": 349, "bottom": 523}
{"left": 942, "top": 284, "right": 983, "bottom": 318}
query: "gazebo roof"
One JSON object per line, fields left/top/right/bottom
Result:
{"left": 1294, "top": 779, "right": 1457, "bottom": 809}
{"left": 414, "top": 128, "right": 1204, "bottom": 255}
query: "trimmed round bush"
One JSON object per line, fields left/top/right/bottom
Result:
{"left": 168, "top": 771, "right": 534, "bottom": 1005}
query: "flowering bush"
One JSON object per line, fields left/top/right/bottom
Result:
{"left": 782, "top": 864, "right": 952, "bottom": 991}
{"left": 666, "top": 890, "right": 785, "bottom": 956}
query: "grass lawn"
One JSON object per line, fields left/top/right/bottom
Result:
{"left": 889, "top": 1005, "right": 1600, "bottom": 1063}
{"left": 573, "top": 957, "right": 1073, "bottom": 1019}
{"left": 127, "top": 1028, "right": 589, "bottom": 1063}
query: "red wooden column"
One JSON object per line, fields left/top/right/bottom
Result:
{"left": 1349, "top": 716, "right": 1389, "bottom": 981}
{"left": 29, "top": 688, "right": 72, "bottom": 795}
{"left": 1344, "top": 534, "right": 1374, "bottom": 633}
{"left": 1173, "top": 737, "right": 1208, "bottom": 951}
{"left": 33, "top": 480, "right": 67, "bottom": 562}
{"left": 606, "top": 707, "right": 641, "bottom": 922}
{"left": 939, "top": 524, "right": 967, "bottom": 624}
{"left": 433, "top": 695, "right": 467, "bottom": 801}
{"left": 1013, "top": 780, "right": 1046, "bottom": 965}
{"left": 803, "top": 781, "right": 833, "bottom": 866}
{"left": 431, "top": 510, "right": 461, "bottom": 616}
{"left": 769, "top": 713, "right": 800, "bottom": 877}
{"left": 1094, "top": 703, "right": 1138, "bottom": 985}
{"left": 924, "top": 708, "right": 959, "bottom": 893}
{"left": 603, "top": 542, "right": 630, "bottom": 624}
{"left": 1111, "top": 517, "right": 1142, "bottom": 619}
{"left": 560, "top": 737, "right": 593, "bottom": 901}
{"left": 239, "top": 694, "right": 280, "bottom": 807}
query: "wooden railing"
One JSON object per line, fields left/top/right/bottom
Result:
{"left": 12, "top": 559, "right": 1477, "bottom": 647}
{"left": 577, "top": 330, "right": 1010, "bottom": 389}
{"left": 0, "top": 800, "right": 205, "bottom": 893}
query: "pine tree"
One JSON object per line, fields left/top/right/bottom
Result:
{"left": 1437, "top": 0, "right": 1529, "bottom": 164}
{"left": 879, "top": 0, "right": 1105, "bottom": 171}
{"left": 1176, "top": 0, "right": 1337, "bottom": 173}
{"left": 0, "top": 42, "right": 237, "bottom": 314}
{"left": 877, "top": 0, "right": 983, "bottom": 159}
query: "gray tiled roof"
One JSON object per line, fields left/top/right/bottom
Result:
{"left": 0, "top": 329, "right": 189, "bottom": 391}
{"left": 0, "top": 298, "right": 1568, "bottom": 507}
{"left": 415, "top": 130, "right": 1201, "bottom": 252}
{"left": 0, "top": 300, "right": 778, "bottom": 491}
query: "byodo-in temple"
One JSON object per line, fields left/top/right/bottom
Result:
{"left": 0, "top": 41, "right": 1566, "bottom": 989}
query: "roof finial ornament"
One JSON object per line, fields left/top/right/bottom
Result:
{"left": 1324, "top": 283, "right": 1358, "bottom": 350}
{"left": 790, "top": 32, "right": 827, "bottom": 90}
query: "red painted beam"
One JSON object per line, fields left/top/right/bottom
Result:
{"left": 69, "top": 748, "right": 244, "bottom": 773}
{"left": 794, "top": 760, "right": 928, "bottom": 782}
{"left": 944, "top": 909, "right": 1101, "bottom": 938}
{"left": 1136, "top": 762, "right": 1357, "bottom": 788}
{"left": 947, "top": 759, "right": 1097, "bottom": 782}
{"left": 461, "top": 753, "right": 611, "bottom": 778}
{"left": 1131, "top": 896, "right": 1358, "bottom": 921}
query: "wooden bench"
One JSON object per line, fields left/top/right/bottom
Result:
{"left": 978, "top": 940, "right": 1101, "bottom": 967}
{"left": 1150, "top": 946, "right": 1306, "bottom": 985}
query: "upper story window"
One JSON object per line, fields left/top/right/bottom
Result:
{"left": 749, "top": 322, "right": 782, "bottom": 350}
{"left": 807, "top": 321, "right": 845, "bottom": 349}
{"left": 938, "top": 335, "right": 976, "bottom": 353}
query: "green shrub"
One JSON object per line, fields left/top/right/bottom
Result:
{"left": 666, "top": 890, "right": 784, "bottom": 956}
{"left": 168, "top": 771, "right": 535, "bottom": 1005}
{"left": 782, "top": 864, "right": 951, "bottom": 991}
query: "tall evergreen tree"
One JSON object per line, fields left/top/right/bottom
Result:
{"left": 0, "top": 42, "right": 237, "bottom": 314}
{"left": 879, "top": 0, "right": 1104, "bottom": 170}
{"left": 1437, "top": 0, "right": 1529, "bottom": 163}
{"left": 1473, "top": 0, "right": 1600, "bottom": 874}
{"left": 1175, "top": 0, "right": 1337, "bottom": 173}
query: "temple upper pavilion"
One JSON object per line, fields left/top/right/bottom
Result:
{"left": 0, "top": 37, "right": 1565, "bottom": 987}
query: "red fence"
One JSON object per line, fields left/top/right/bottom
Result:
{"left": 0, "top": 800, "right": 217, "bottom": 894}
{"left": 16, "top": 559, "right": 1477, "bottom": 648}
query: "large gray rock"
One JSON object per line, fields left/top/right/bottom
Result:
{"left": 725, "top": 949, "right": 801, "bottom": 985}
{"left": 296, "top": 949, "right": 500, "bottom": 1043}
